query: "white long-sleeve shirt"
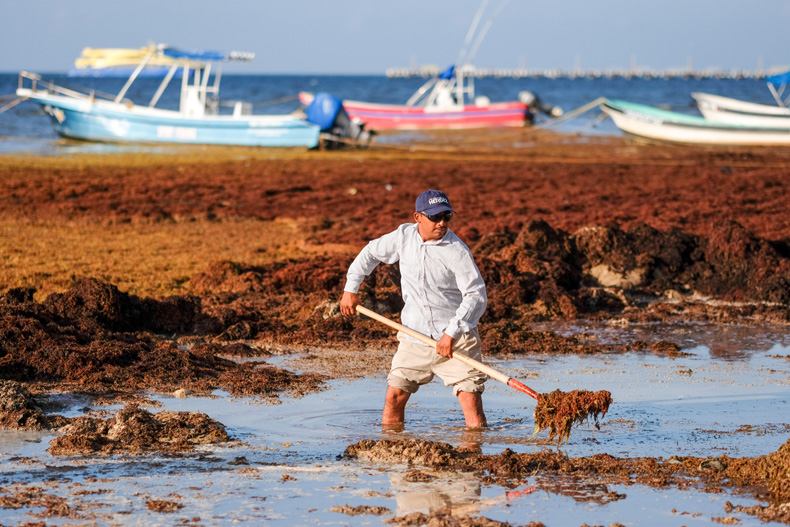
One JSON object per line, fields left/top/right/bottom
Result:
{"left": 344, "top": 223, "right": 487, "bottom": 341}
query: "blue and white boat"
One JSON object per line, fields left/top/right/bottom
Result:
{"left": 16, "top": 44, "right": 340, "bottom": 148}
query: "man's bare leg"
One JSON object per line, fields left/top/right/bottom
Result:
{"left": 383, "top": 386, "right": 411, "bottom": 424}
{"left": 458, "top": 391, "right": 487, "bottom": 428}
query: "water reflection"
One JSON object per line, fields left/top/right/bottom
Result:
{"left": 534, "top": 475, "right": 626, "bottom": 504}
{"left": 458, "top": 429, "right": 484, "bottom": 453}
{"left": 389, "top": 469, "right": 482, "bottom": 516}
{"left": 532, "top": 320, "right": 790, "bottom": 362}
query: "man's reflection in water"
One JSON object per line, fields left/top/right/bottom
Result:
{"left": 383, "top": 427, "right": 486, "bottom": 515}
{"left": 389, "top": 470, "right": 482, "bottom": 516}
{"left": 458, "top": 428, "right": 483, "bottom": 453}
{"left": 381, "top": 422, "right": 406, "bottom": 434}
{"left": 390, "top": 471, "right": 538, "bottom": 517}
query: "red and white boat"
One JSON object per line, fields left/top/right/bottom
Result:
{"left": 299, "top": 65, "right": 560, "bottom": 131}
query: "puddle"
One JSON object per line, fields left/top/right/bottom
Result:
{"left": 0, "top": 322, "right": 788, "bottom": 525}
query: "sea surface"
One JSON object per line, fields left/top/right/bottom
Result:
{"left": 0, "top": 72, "right": 782, "bottom": 153}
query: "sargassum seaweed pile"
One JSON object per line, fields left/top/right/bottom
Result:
{"left": 533, "top": 389, "right": 613, "bottom": 443}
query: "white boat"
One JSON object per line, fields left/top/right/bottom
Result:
{"left": 601, "top": 98, "right": 790, "bottom": 145}
{"left": 16, "top": 44, "right": 367, "bottom": 148}
{"left": 692, "top": 92, "right": 790, "bottom": 128}
{"left": 692, "top": 69, "right": 790, "bottom": 127}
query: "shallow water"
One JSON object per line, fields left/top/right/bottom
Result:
{"left": 0, "top": 321, "right": 788, "bottom": 526}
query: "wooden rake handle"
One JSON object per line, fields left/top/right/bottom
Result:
{"left": 355, "top": 305, "right": 539, "bottom": 400}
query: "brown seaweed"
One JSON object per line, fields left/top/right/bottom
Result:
{"left": 533, "top": 389, "right": 613, "bottom": 443}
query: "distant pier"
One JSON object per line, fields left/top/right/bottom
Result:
{"left": 385, "top": 66, "right": 771, "bottom": 80}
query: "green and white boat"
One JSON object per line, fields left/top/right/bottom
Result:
{"left": 601, "top": 98, "right": 790, "bottom": 145}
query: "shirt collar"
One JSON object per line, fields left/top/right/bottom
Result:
{"left": 411, "top": 222, "right": 451, "bottom": 245}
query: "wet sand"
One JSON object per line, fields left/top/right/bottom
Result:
{"left": 0, "top": 131, "right": 789, "bottom": 525}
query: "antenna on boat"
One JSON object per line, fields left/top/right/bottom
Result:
{"left": 457, "top": 0, "right": 510, "bottom": 66}
{"left": 465, "top": 0, "right": 511, "bottom": 65}
{"left": 457, "top": 0, "right": 489, "bottom": 66}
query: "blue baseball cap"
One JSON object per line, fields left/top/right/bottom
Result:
{"left": 415, "top": 189, "right": 454, "bottom": 215}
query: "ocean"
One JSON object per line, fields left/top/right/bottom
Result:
{"left": 0, "top": 71, "right": 780, "bottom": 153}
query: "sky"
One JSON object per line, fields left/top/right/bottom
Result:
{"left": 2, "top": 0, "right": 790, "bottom": 75}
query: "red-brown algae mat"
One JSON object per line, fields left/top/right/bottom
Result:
{"left": 0, "top": 135, "right": 790, "bottom": 525}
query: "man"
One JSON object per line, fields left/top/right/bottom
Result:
{"left": 340, "top": 189, "right": 488, "bottom": 428}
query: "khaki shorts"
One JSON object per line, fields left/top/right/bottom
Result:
{"left": 387, "top": 328, "right": 487, "bottom": 396}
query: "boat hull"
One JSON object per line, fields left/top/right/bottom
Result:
{"left": 19, "top": 90, "right": 321, "bottom": 148}
{"left": 299, "top": 92, "right": 530, "bottom": 130}
{"left": 602, "top": 99, "right": 790, "bottom": 145}
{"left": 692, "top": 92, "right": 790, "bottom": 128}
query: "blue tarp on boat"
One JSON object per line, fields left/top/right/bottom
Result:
{"left": 767, "top": 69, "right": 790, "bottom": 87}
{"left": 161, "top": 48, "right": 227, "bottom": 61}
{"left": 161, "top": 47, "right": 253, "bottom": 62}
{"left": 304, "top": 92, "right": 344, "bottom": 131}
{"left": 439, "top": 65, "right": 455, "bottom": 80}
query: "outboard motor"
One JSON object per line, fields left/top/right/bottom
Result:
{"left": 304, "top": 92, "right": 373, "bottom": 148}
{"left": 519, "top": 91, "right": 563, "bottom": 118}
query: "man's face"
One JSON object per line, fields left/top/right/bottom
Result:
{"left": 414, "top": 211, "right": 453, "bottom": 242}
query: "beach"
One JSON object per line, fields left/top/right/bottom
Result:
{"left": 0, "top": 131, "right": 789, "bottom": 526}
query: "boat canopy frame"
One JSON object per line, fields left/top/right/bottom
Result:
{"left": 405, "top": 65, "right": 476, "bottom": 109}
{"left": 112, "top": 44, "right": 254, "bottom": 117}
{"left": 19, "top": 44, "right": 255, "bottom": 119}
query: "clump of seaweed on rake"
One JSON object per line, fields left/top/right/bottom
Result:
{"left": 533, "top": 389, "right": 613, "bottom": 443}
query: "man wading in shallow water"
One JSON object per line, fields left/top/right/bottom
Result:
{"left": 340, "top": 189, "right": 488, "bottom": 428}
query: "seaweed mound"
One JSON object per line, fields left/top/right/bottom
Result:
{"left": 474, "top": 219, "right": 790, "bottom": 325}
{"left": 48, "top": 403, "right": 230, "bottom": 455}
{"left": 0, "top": 380, "right": 67, "bottom": 430}
{"left": 344, "top": 439, "right": 463, "bottom": 467}
{"left": 43, "top": 277, "right": 200, "bottom": 334}
{"left": 0, "top": 281, "right": 326, "bottom": 398}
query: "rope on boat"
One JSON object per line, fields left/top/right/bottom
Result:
{"left": 532, "top": 96, "right": 608, "bottom": 130}
{"left": 442, "top": 96, "right": 610, "bottom": 145}
{"left": 0, "top": 96, "right": 29, "bottom": 115}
